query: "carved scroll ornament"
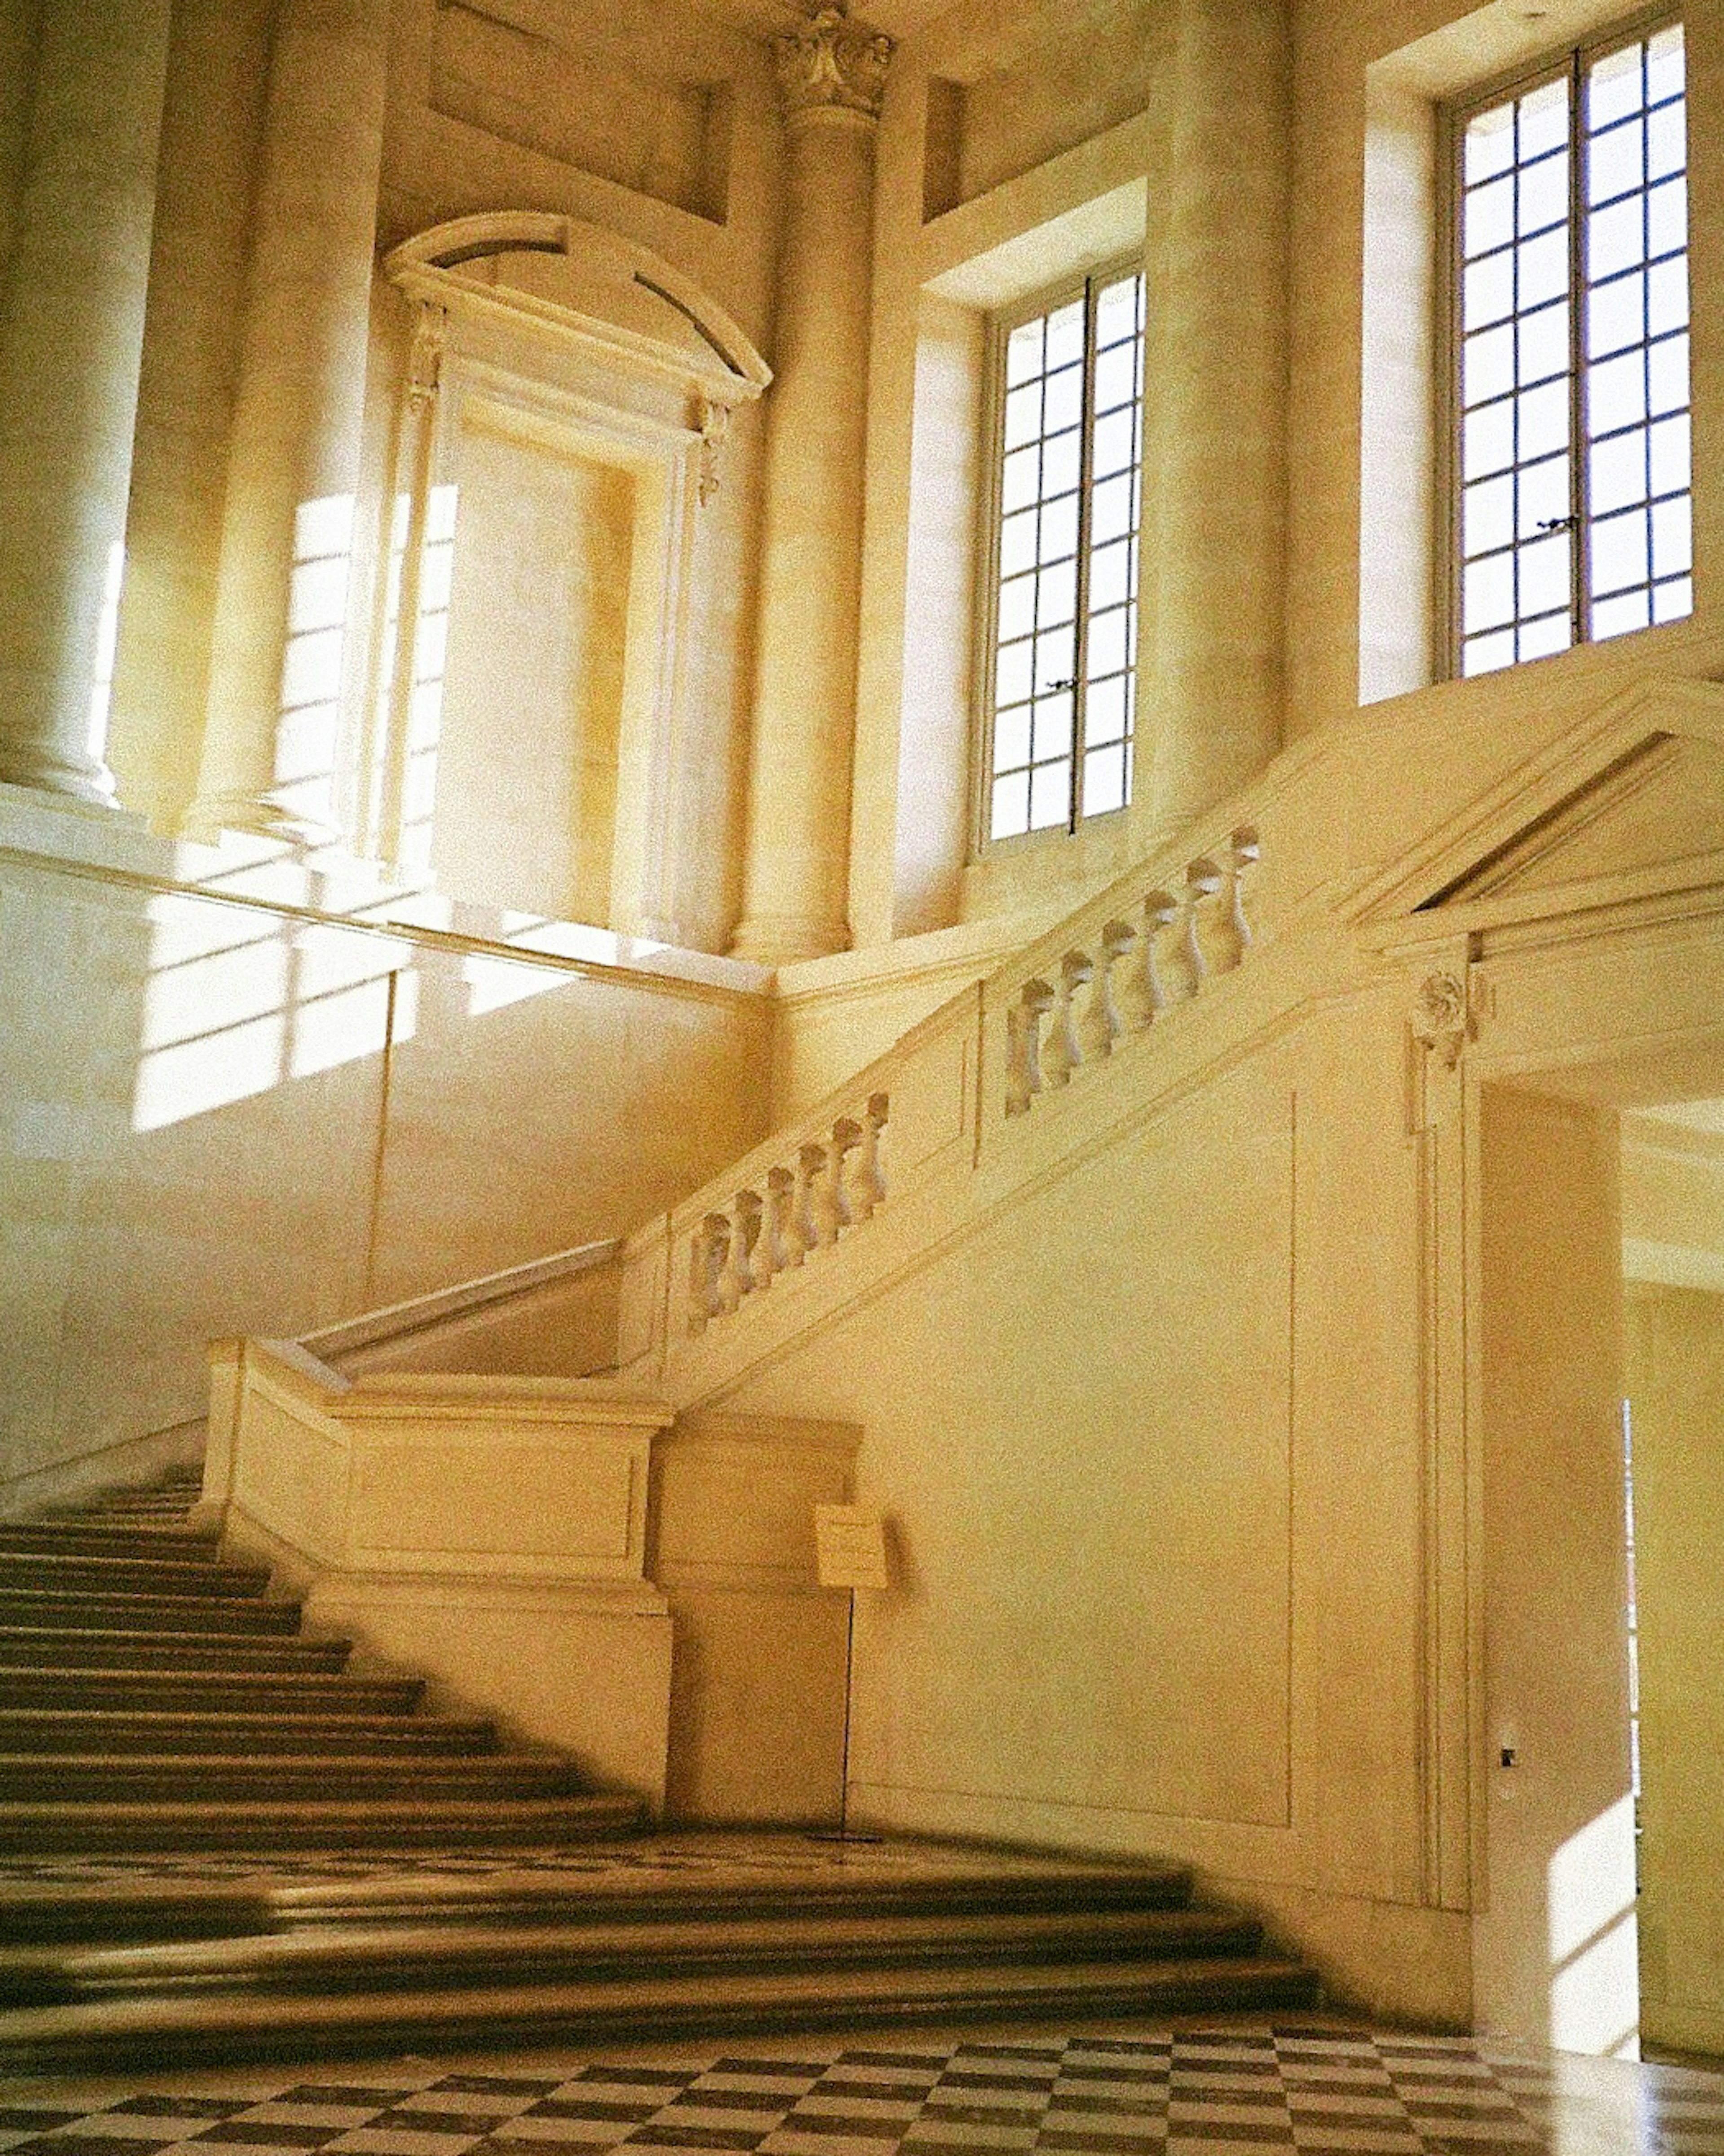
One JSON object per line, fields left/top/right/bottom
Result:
{"left": 774, "top": 2, "right": 894, "bottom": 123}
{"left": 1411, "top": 971, "right": 1472, "bottom": 1071}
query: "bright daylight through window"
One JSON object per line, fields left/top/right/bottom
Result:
{"left": 1454, "top": 14, "right": 1690, "bottom": 676}
{"left": 985, "top": 266, "right": 1145, "bottom": 842}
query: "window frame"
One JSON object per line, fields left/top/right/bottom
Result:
{"left": 1438, "top": 3, "right": 1691, "bottom": 679}
{"left": 972, "top": 253, "right": 1146, "bottom": 857}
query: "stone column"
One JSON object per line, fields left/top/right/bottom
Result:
{"left": 187, "top": 0, "right": 388, "bottom": 845}
{"left": 1142, "top": 0, "right": 1290, "bottom": 837}
{"left": 0, "top": 0, "right": 172, "bottom": 805}
{"left": 730, "top": 3, "right": 892, "bottom": 966}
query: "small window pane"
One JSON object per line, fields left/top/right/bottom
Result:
{"left": 1043, "top": 364, "right": 1084, "bottom": 435}
{"left": 1648, "top": 174, "right": 1687, "bottom": 257}
{"left": 1042, "top": 429, "right": 1082, "bottom": 495}
{"left": 1034, "top": 629, "right": 1075, "bottom": 691}
{"left": 1045, "top": 301, "right": 1084, "bottom": 370}
{"left": 1002, "top": 382, "right": 1042, "bottom": 450}
{"left": 1648, "top": 331, "right": 1688, "bottom": 416}
{"left": 1464, "top": 400, "right": 1514, "bottom": 483}
{"left": 1588, "top": 270, "right": 1644, "bottom": 358}
{"left": 1517, "top": 452, "right": 1570, "bottom": 539}
{"left": 1646, "top": 23, "right": 1684, "bottom": 104}
{"left": 1519, "top": 529, "right": 1571, "bottom": 613}
{"left": 1001, "top": 445, "right": 1039, "bottom": 511}
{"left": 1647, "top": 255, "right": 1688, "bottom": 335}
{"left": 1092, "top": 407, "right": 1137, "bottom": 480}
{"left": 1588, "top": 348, "right": 1647, "bottom": 434}
{"left": 1463, "top": 628, "right": 1517, "bottom": 675}
{"left": 1028, "top": 759, "right": 1071, "bottom": 830}
{"left": 1588, "top": 195, "right": 1645, "bottom": 280}
{"left": 1464, "top": 251, "right": 1516, "bottom": 330}
{"left": 1085, "top": 675, "right": 1127, "bottom": 745}
{"left": 1518, "top": 226, "right": 1570, "bottom": 308}
{"left": 1465, "top": 552, "right": 1516, "bottom": 633}
{"left": 1518, "top": 612, "right": 1573, "bottom": 660}
{"left": 1095, "top": 276, "right": 1140, "bottom": 345}
{"left": 1589, "top": 430, "right": 1647, "bottom": 514}
{"left": 1520, "top": 76, "right": 1570, "bottom": 158}
{"left": 1004, "top": 318, "right": 1044, "bottom": 387}
{"left": 1649, "top": 411, "right": 1689, "bottom": 495}
{"left": 1466, "top": 174, "right": 1514, "bottom": 254}
{"left": 1588, "top": 42, "right": 1644, "bottom": 129}
{"left": 992, "top": 703, "right": 1030, "bottom": 773}
{"left": 1037, "top": 560, "right": 1076, "bottom": 630}
{"left": 1518, "top": 300, "right": 1569, "bottom": 386}
{"left": 1517, "top": 378, "right": 1569, "bottom": 460}
{"left": 1039, "top": 494, "right": 1079, "bottom": 564}
{"left": 1652, "top": 574, "right": 1693, "bottom": 623}
{"left": 997, "top": 573, "right": 1035, "bottom": 642}
{"left": 1591, "top": 506, "right": 1650, "bottom": 594}
{"left": 991, "top": 770, "right": 1030, "bottom": 840}
{"left": 1094, "top": 342, "right": 1138, "bottom": 413}
{"left": 1466, "top": 105, "right": 1516, "bottom": 183}
{"left": 1465, "top": 322, "right": 1514, "bottom": 405}
{"left": 1588, "top": 116, "right": 1644, "bottom": 205}
{"left": 1520, "top": 150, "right": 1570, "bottom": 233}
{"left": 999, "top": 508, "right": 1037, "bottom": 577}
{"left": 1087, "top": 607, "right": 1128, "bottom": 678}
{"left": 1091, "top": 471, "right": 1135, "bottom": 542}
{"left": 1652, "top": 493, "right": 1691, "bottom": 576}
{"left": 1593, "top": 587, "right": 1651, "bottom": 638}
{"left": 1033, "top": 694, "right": 1073, "bottom": 760}
{"left": 1088, "top": 538, "right": 1133, "bottom": 611}
{"left": 1083, "top": 744, "right": 1127, "bottom": 818}
{"left": 1464, "top": 474, "right": 1514, "bottom": 556}
{"left": 1647, "top": 101, "right": 1684, "bottom": 180}
{"left": 996, "top": 640, "right": 1032, "bottom": 707}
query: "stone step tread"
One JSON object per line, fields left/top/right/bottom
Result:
{"left": 0, "top": 1906, "right": 1264, "bottom": 1990}
{"left": 0, "top": 1756, "right": 592, "bottom": 1796}
{"left": 0, "top": 1593, "right": 304, "bottom": 1634}
{"left": 0, "top": 1526, "right": 219, "bottom": 1557}
{"left": 0, "top": 1630, "right": 346, "bottom": 1670}
{"left": 0, "top": 1794, "right": 647, "bottom": 1851}
{"left": 0, "top": 1861, "right": 1201, "bottom": 1942}
{"left": 0, "top": 1669, "right": 420, "bottom": 1702}
{"left": 0, "top": 1955, "right": 1318, "bottom": 2067}
{"left": 0, "top": 1553, "right": 269, "bottom": 1594}
{"left": 0, "top": 1710, "right": 490, "bottom": 1752}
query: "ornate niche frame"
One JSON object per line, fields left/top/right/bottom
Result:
{"left": 370, "top": 211, "right": 770, "bottom": 940}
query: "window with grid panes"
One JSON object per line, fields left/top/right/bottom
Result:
{"left": 1451, "top": 13, "right": 1690, "bottom": 677}
{"left": 984, "top": 265, "right": 1145, "bottom": 842}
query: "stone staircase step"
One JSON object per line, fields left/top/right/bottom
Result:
{"left": 0, "top": 1905, "right": 1269, "bottom": 2003}
{"left": 0, "top": 1791, "right": 647, "bottom": 1852}
{"left": 0, "top": 1710, "right": 494, "bottom": 1755}
{"left": 0, "top": 1627, "right": 350, "bottom": 1671}
{"left": 0, "top": 1754, "right": 592, "bottom": 1802}
{"left": 0, "top": 1951, "right": 1319, "bottom": 2070}
{"left": 0, "top": 1523, "right": 219, "bottom": 1559}
{"left": 0, "top": 1589, "right": 305, "bottom": 1634}
{"left": 0, "top": 1669, "right": 423, "bottom": 1714}
{"left": 0, "top": 1551, "right": 268, "bottom": 1597}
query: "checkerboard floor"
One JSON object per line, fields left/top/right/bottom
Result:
{"left": 0, "top": 2023, "right": 1717, "bottom": 2156}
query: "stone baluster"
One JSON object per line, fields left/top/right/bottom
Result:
{"left": 764, "top": 1165, "right": 797, "bottom": 1274}
{"left": 1184, "top": 858, "right": 1224, "bottom": 988}
{"left": 1088, "top": 921, "right": 1135, "bottom": 1058}
{"left": 1219, "top": 826, "right": 1262, "bottom": 971}
{"left": 1135, "top": 891, "right": 1180, "bottom": 1019}
{"left": 1006, "top": 978, "right": 1056, "bottom": 1117}
{"left": 734, "top": 1189, "right": 768, "bottom": 1294}
{"left": 852, "top": 1094, "right": 888, "bottom": 1219}
{"left": 1043, "top": 952, "right": 1093, "bottom": 1089}
{"left": 688, "top": 1216, "right": 725, "bottom": 1334}
{"left": 828, "top": 1120, "right": 861, "bottom": 1235}
{"left": 704, "top": 1212, "right": 738, "bottom": 1318}
{"left": 793, "top": 1143, "right": 826, "bottom": 1257}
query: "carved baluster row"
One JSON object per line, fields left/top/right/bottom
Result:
{"left": 686, "top": 1096, "right": 892, "bottom": 1330}
{"left": 1002, "top": 827, "right": 1262, "bottom": 1118}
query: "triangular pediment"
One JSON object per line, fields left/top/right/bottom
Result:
{"left": 1346, "top": 675, "right": 1724, "bottom": 943}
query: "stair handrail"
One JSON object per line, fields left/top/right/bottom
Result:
{"left": 298, "top": 1237, "right": 624, "bottom": 1368}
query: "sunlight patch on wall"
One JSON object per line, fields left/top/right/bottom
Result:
{"left": 87, "top": 540, "right": 125, "bottom": 761}
{"left": 132, "top": 893, "right": 416, "bottom": 1131}
{"left": 1548, "top": 1794, "right": 1640, "bottom": 2057}
{"left": 273, "top": 495, "right": 354, "bottom": 834}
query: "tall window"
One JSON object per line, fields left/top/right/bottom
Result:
{"left": 984, "top": 266, "right": 1146, "bottom": 843}
{"left": 1451, "top": 13, "right": 1690, "bottom": 677}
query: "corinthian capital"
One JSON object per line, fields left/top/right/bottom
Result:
{"left": 774, "top": 2, "right": 894, "bottom": 123}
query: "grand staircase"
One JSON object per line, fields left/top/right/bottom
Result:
{"left": 0, "top": 1473, "right": 1320, "bottom": 2069}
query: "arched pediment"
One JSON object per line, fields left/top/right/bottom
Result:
{"left": 383, "top": 211, "right": 770, "bottom": 405}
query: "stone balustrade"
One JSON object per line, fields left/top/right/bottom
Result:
{"left": 687, "top": 1091, "right": 888, "bottom": 1333}
{"left": 1003, "top": 827, "right": 1260, "bottom": 1118}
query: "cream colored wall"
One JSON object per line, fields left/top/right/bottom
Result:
{"left": 0, "top": 791, "right": 770, "bottom": 1507}
{"left": 1625, "top": 1281, "right": 1724, "bottom": 2057}
{"left": 1475, "top": 1088, "right": 1636, "bottom": 2057}
{"left": 709, "top": 984, "right": 1468, "bottom": 2022}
